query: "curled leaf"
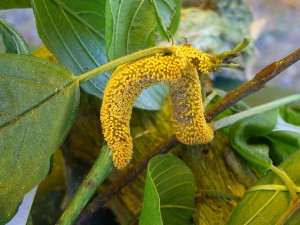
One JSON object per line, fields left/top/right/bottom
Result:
{"left": 229, "top": 110, "right": 277, "bottom": 172}
{"left": 139, "top": 154, "right": 196, "bottom": 225}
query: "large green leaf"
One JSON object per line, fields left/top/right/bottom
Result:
{"left": 0, "top": 54, "right": 79, "bottom": 224}
{"left": 105, "top": 0, "right": 156, "bottom": 60}
{"left": 227, "top": 150, "right": 300, "bottom": 225}
{"left": 31, "top": 0, "right": 108, "bottom": 101}
{"left": 0, "top": 18, "right": 31, "bottom": 54}
{"left": 0, "top": 0, "right": 30, "bottom": 9}
{"left": 140, "top": 154, "right": 196, "bottom": 225}
{"left": 151, "top": 0, "right": 181, "bottom": 39}
{"left": 105, "top": 0, "right": 168, "bottom": 110}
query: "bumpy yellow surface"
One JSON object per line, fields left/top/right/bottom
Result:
{"left": 169, "top": 66, "right": 214, "bottom": 144}
{"left": 33, "top": 45, "right": 58, "bottom": 63}
{"left": 101, "top": 44, "right": 219, "bottom": 169}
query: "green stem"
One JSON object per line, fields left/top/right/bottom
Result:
{"left": 276, "top": 199, "right": 300, "bottom": 225}
{"left": 212, "top": 94, "right": 300, "bottom": 131}
{"left": 214, "top": 38, "right": 250, "bottom": 60}
{"left": 56, "top": 145, "right": 114, "bottom": 225}
{"left": 77, "top": 46, "right": 172, "bottom": 84}
{"left": 269, "top": 165, "right": 297, "bottom": 202}
{"left": 203, "top": 90, "right": 218, "bottom": 108}
{"left": 212, "top": 63, "right": 240, "bottom": 69}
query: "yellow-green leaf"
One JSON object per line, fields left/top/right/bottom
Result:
{"left": 140, "top": 154, "right": 196, "bottom": 225}
{"left": 227, "top": 150, "right": 300, "bottom": 225}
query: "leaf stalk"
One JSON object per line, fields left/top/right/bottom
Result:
{"left": 269, "top": 165, "right": 298, "bottom": 202}
{"left": 56, "top": 145, "right": 114, "bottom": 225}
{"left": 77, "top": 46, "right": 172, "bottom": 84}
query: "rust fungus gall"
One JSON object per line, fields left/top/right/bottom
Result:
{"left": 101, "top": 44, "right": 219, "bottom": 169}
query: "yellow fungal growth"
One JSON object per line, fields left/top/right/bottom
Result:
{"left": 179, "top": 44, "right": 220, "bottom": 74}
{"left": 168, "top": 66, "right": 214, "bottom": 144}
{"left": 101, "top": 44, "right": 217, "bottom": 169}
{"left": 101, "top": 46, "right": 187, "bottom": 169}
{"left": 33, "top": 45, "right": 58, "bottom": 63}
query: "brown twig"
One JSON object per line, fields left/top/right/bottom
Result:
{"left": 205, "top": 48, "right": 300, "bottom": 121}
{"left": 77, "top": 48, "right": 300, "bottom": 224}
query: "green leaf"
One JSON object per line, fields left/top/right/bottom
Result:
{"left": 281, "top": 103, "right": 300, "bottom": 126}
{"left": 0, "top": 18, "right": 31, "bottom": 54}
{"left": 31, "top": 0, "right": 108, "bottom": 102}
{"left": 0, "top": 0, "right": 30, "bottom": 9}
{"left": 140, "top": 154, "right": 196, "bottom": 225}
{"left": 0, "top": 54, "right": 79, "bottom": 224}
{"left": 226, "top": 95, "right": 300, "bottom": 169}
{"left": 227, "top": 150, "right": 300, "bottom": 225}
{"left": 229, "top": 110, "right": 278, "bottom": 172}
{"left": 106, "top": 0, "right": 156, "bottom": 60}
{"left": 267, "top": 131, "right": 300, "bottom": 165}
{"left": 105, "top": 0, "right": 168, "bottom": 110}
{"left": 266, "top": 115, "right": 300, "bottom": 164}
{"left": 151, "top": 0, "right": 182, "bottom": 39}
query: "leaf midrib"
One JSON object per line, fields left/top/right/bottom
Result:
{"left": 244, "top": 191, "right": 280, "bottom": 224}
{"left": 0, "top": 79, "right": 77, "bottom": 130}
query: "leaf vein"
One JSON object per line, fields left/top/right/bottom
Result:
{"left": 0, "top": 74, "right": 61, "bottom": 88}
{"left": 60, "top": 8, "right": 100, "bottom": 67}
{"left": 159, "top": 181, "right": 191, "bottom": 196}
{"left": 51, "top": 0, "right": 105, "bottom": 39}
{"left": 41, "top": 0, "right": 84, "bottom": 72}
{"left": 126, "top": 0, "right": 145, "bottom": 53}
{"left": 0, "top": 80, "right": 77, "bottom": 130}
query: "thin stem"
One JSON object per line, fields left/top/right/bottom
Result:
{"left": 203, "top": 90, "right": 218, "bottom": 108}
{"left": 77, "top": 46, "right": 172, "bottom": 84}
{"left": 56, "top": 145, "right": 114, "bottom": 225}
{"left": 214, "top": 38, "right": 250, "bottom": 61}
{"left": 212, "top": 63, "right": 240, "bottom": 69}
{"left": 206, "top": 47, "right": 300, "bottom": 121}
{"left": 269, "top": 165, "right": 297, "bottom": 202}
{"left": 212, "top": 94, "right": 300, "bottom": 131}
{"left": 276, "top": 199, "right": 300, "bottom": 225}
